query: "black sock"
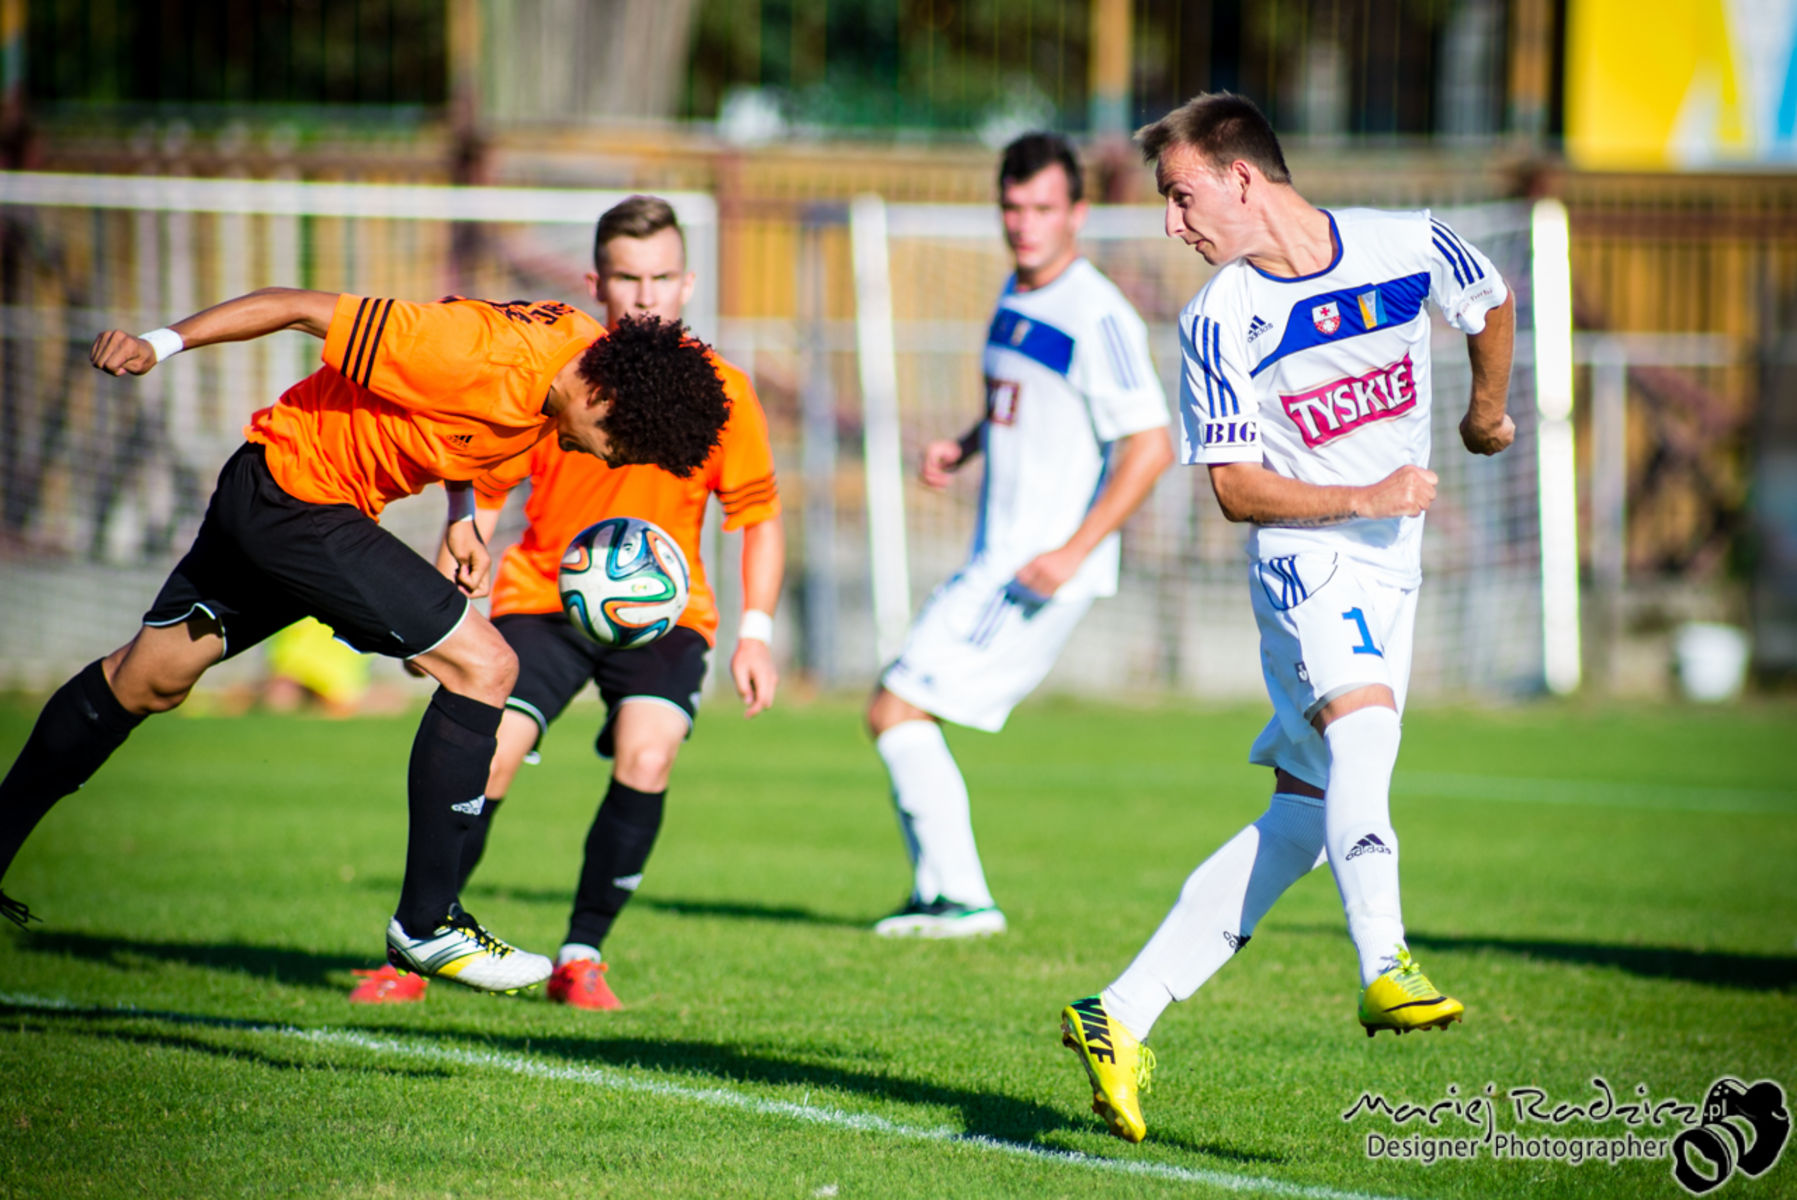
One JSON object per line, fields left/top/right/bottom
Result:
{"left": 395, "top": 688, "right": 502, "bottom": 938}
{"left": 565, "top": 779, "right": 665, "bottom": 950}
{"left": 0, "top": 660, "right": 143, "bottom": 881}
{"left": 455, "top": 795, "right": 503, "bottom": 893}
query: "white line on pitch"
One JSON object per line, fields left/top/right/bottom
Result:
{"left": 2, "top": 992, "right": 1422, "bottom": 1200}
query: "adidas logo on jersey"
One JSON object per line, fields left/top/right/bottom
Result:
{"left": 448, "top": 433, "right": 473, "bottom": 448}
{"left": 1246, "top": 315, "right": 1272, "bottom": 343}
{"left": 1345, "top": 833, "right": 1392, "bottom": 861}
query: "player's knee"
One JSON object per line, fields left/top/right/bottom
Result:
{"left": 139, "top": 681, "right": 195, "bottom": 714}
{"left": 866, "top": 687, "right": 923, "bottom": 738}
{"left": 614, "top": 740, "right": 677, "bottom": 791}
{"left": 461, "top": 627, "right": 518, "bottom": 699}
{"left": 864, "top": 686, "right": 889, "bottom": 736}
{"left": 105, "top": 650, "right": 199, "bottom": 715}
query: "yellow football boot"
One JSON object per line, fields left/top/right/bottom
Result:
{"left": 1061, "top": 995, "right": 1156, "bottom": 1142}
{"left": 1358, "top": 947, "right": 1464, "bottom": 1037}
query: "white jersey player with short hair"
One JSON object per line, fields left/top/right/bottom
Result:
{"left": 868, "top": 131, "right": 1174, "bottom": 940}
{"left": 884, "top": 257, "right": 1170, "bottom": 731}
{"left": 1061, "top": 94, "right": 1515, "bottom": 1146}
{"left": 1181, "top": 206, "right": 1507, "bottom": 786}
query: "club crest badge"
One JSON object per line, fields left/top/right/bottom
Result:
{"left": 1312, "top": 301, "right": 1342, "bottom": 335}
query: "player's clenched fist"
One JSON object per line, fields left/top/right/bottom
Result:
{"left": 919, "top": 439, "right": 966, "bottom": 489}
{"left": 89, "top": 331, "right": 159, "bottom": 377}
{"left": 1460, "top": 411, "right": 1515, "bottom": 456}
{"left": 1359, "top": 464, "right": 1438, "bottom": 518}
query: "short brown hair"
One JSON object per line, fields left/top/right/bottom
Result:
{"left": 1135, "top": 92, "right": 1291, "bottom": 184}
{"left": 999, "top": 132, "right": 1083, "bottom": 204}
{"left": 593, "top": 195, "right": 685, "bottom": 274}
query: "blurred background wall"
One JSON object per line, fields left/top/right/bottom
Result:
{"left": 2, "top": 0, "right": 1793, "bottom": 701}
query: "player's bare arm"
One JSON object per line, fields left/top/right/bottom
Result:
{"left": 1460, "top": 292, "right": 1516, "bottom": 455}
{"left": 1207, "top": 460, "right": 1438, "bottom": 527}
{"left": 919, "top": 421, "right": 986, "bottom": 489}
{"left": 731, "top": 516, "right": 786, "bottom": 718}
{"left": 441, "top": 483, "right": 496, "bottom": 598}
{"left": 89, "top": 287, "right": 339, "bottom": 376}
{"left": 433, "top": 501, "right": 501, "bottom": 596}
{"left": 1014, "top": 426, "right": 1175, "bottom": 597}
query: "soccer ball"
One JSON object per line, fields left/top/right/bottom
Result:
{"left": 558, "top": 517, "right": 691, "bottom": 648}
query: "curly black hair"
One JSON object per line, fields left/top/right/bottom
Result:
{"left": 578, "top": 314, "right": 729, "bottom": 478}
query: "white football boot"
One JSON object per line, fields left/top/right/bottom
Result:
{"left": 384, "top": 903, "right": 551, "bottom": 993}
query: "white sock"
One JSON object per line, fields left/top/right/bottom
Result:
{"left": 875, "top": 720, "right": 995, "bottom": 909}
{"left": 1103, "top": 792, "right": 1325, "bottom": 1042}
{"left": 557, "top": 942, "right": 601, "bottom": 967}
{"left": 1322, "top": 707, "right": 1407, "bottom": 986}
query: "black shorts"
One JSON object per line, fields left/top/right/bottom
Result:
{"left": 143, "top": 443, "right": 469, "bottom": 659}
{"left": 495, "top": 612, "right": 710, "bottom": 759}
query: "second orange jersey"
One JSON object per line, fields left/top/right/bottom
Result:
{"left": 476, "top": 356, "right": 779, "bottom": 644}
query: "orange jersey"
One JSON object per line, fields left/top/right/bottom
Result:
{"left": 477, "top": 356, "right": 779, "bottom": 644}
{"left": 246, "top": 295, "right": 604, "bottom": 517}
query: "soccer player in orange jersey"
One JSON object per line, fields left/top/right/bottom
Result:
{"left": 0, "top": 287, "right": 729, "bottom": 996}
{"left": 350, "top": 196, "right": 784, "bottom": 1008}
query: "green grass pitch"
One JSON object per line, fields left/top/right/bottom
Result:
{"left": 1, "top": 692, "right": 1794, "bottom": 1199}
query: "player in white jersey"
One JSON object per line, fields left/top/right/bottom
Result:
{"left": 1060, "top": 93, "right": 1515, "bottom": 1142}
{"left": 867, "top": 133, "right": 1174, "bottom": 938}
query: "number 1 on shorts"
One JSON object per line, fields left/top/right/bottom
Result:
{"left": 1342, "top": 607, "right": 1382, "bottom": 657}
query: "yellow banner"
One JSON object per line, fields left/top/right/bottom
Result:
{"left": 1567, "top": 0, "right": 1797, "bottom": 168}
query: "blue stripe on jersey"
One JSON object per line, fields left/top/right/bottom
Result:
{"left": 1194, "top": 316, "right": 1239, "bottom": 416}
{"left": 1250, "top": 272, "right": 1431, "bottom": 378}
{"left": 988, "top": 308, "right": 1075, "bottom": 376}
{"left": 1431, "top": 219, "right": 1482, "bottom": 276}
{"left": 1430, "top": 220, "right": 1482, "bottom": 285}
{"left": 1099, "top": 314, "right": 1137, "bottom": 389}
{"left": 1189, "top": 315, "right": 1215, "bottom": 417}
{"left": 1433, "top": 236, "right": 1467, "bottom": 287}
{"left": 1212, "top": 321, "right": 1240, "bottom": 415}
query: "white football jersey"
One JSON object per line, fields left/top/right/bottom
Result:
{"left": 1177, "top": 208, "right": 1507, "bottom": 586}
{"left": 974, "top": 256, "right": 1169, "bottom": 599}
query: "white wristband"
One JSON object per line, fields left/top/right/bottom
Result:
{"left": 139, "top": 327, "right": 184, "bottom": 364}
{"left": 739, "top": 609, "right": 774, "bottom": 646}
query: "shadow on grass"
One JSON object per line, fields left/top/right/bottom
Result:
{"left": 13, "top": 930, "right": 374, "bottom": 988}
{"left": 385, "top": 876, "right": 873, "bottom": 931}
{"left": 0, "top": 990, "right": 1279, "bottom": 1164}
{"left": 0, "top": 1014, "right": 458, "bottom": 1081}
{"left": 1278, "top": 922, "right": 1797, "bottom": 990}
{"left": 1400, "top": 930, "right": 1797, "bottom": 992}
{"left": 383, "top": 1025, "right": 1274, "bottom": 1161}
{"left": 626, "top": 896, "right": 870, "bottom": 929}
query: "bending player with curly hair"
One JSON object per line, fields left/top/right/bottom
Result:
{"left": 350, "top": 196, "right": 785, "bottom": 1009}
{"left": 0, "top": 286, "right": 728, "bottom": 996}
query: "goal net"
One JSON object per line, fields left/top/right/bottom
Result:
{"left": 0, "top": 173, "right": 717, "bottom": 691}
{"left": 850, "top": 199, "right": 1548, "bottom": 702}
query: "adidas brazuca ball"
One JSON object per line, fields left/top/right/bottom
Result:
{"left": 558, "top": 516, "right": 691, "bottom": 648}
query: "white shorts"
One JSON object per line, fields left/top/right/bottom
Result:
{"left": 1246, "top": 552, "right": 1417, "bottom": 788}
{"left": 881, "top": 566, "right": 1094, "bottom": 733}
